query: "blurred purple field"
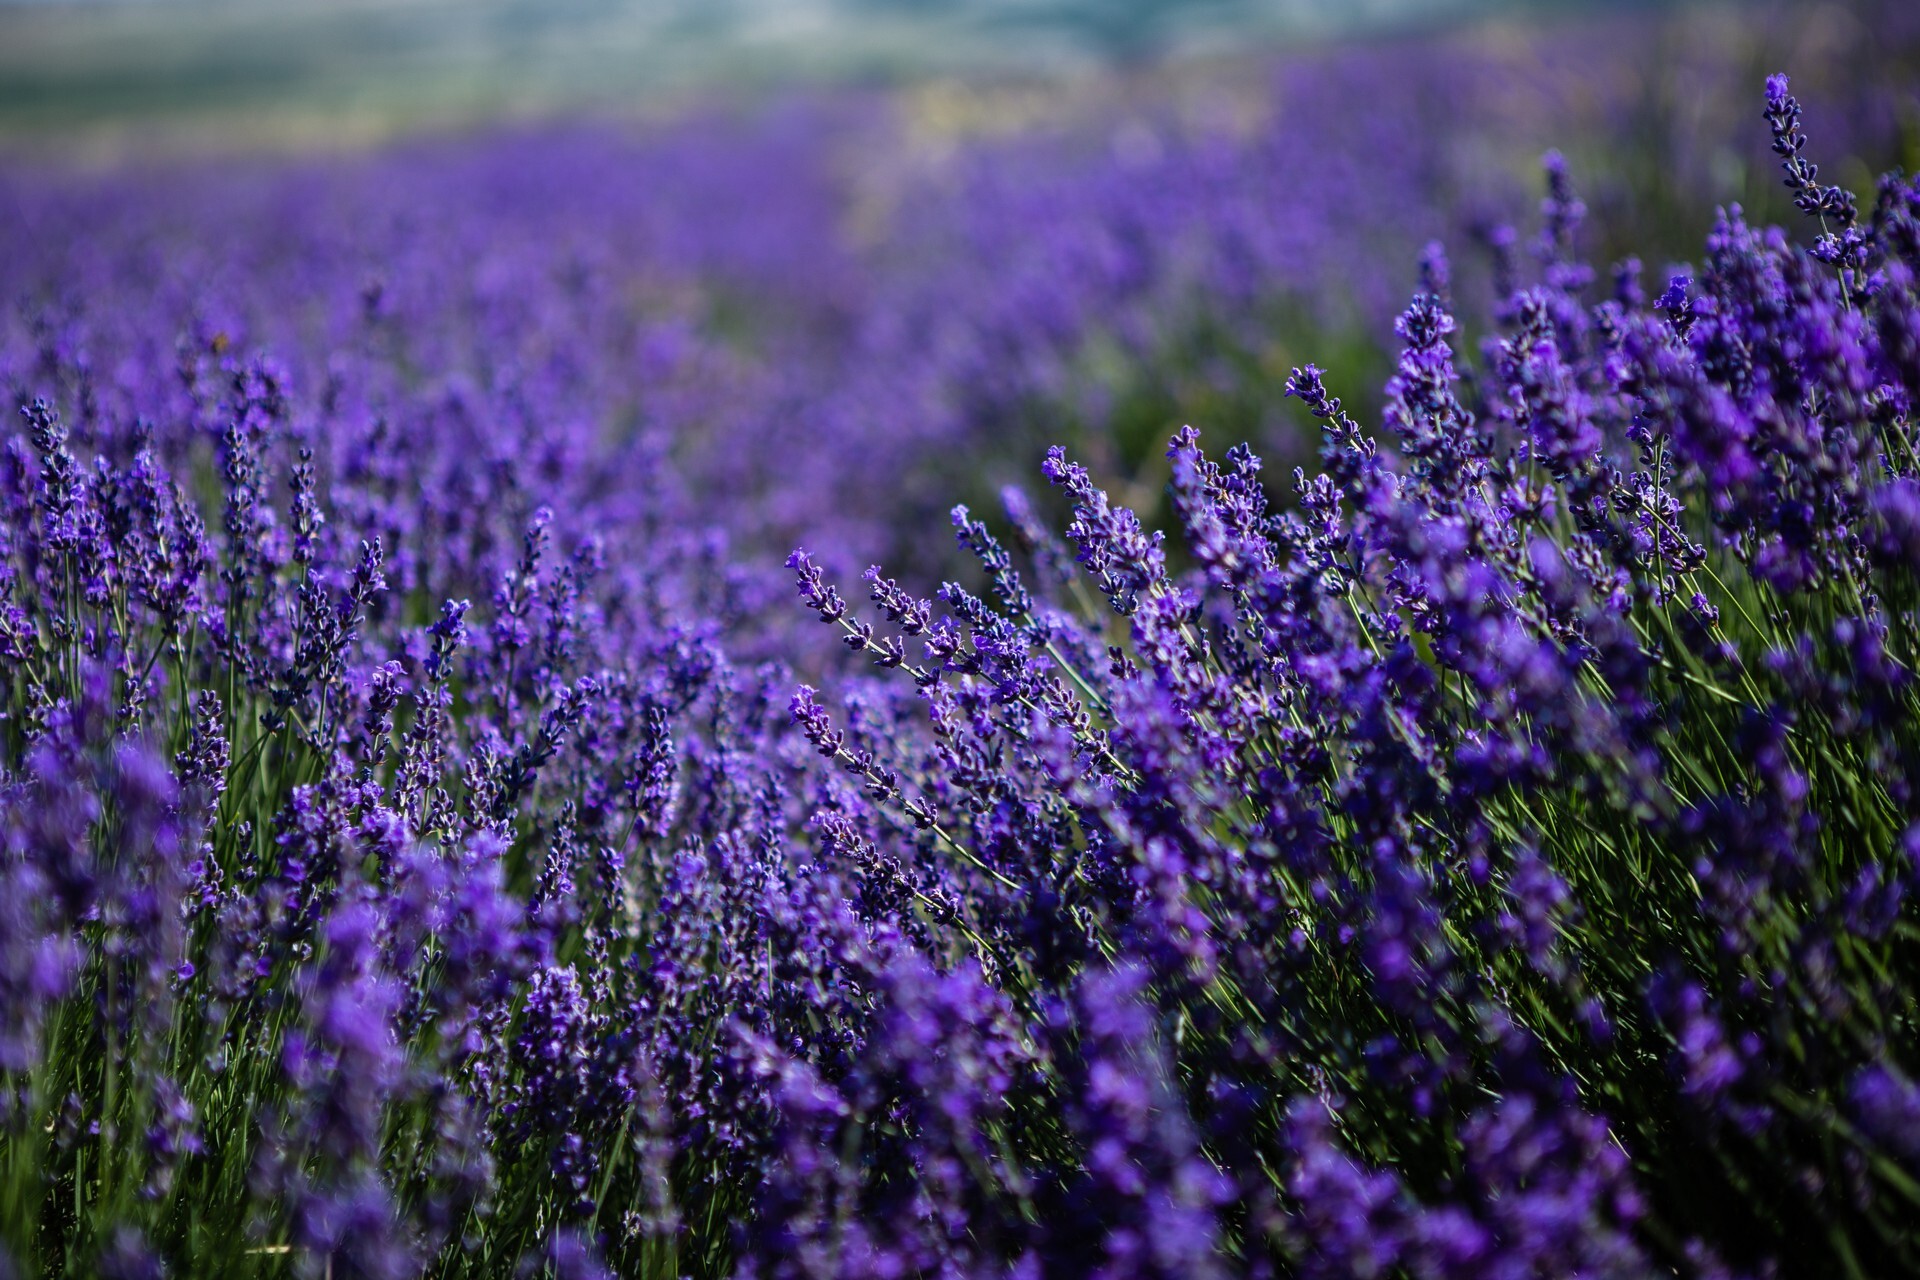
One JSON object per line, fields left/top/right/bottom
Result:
{"left": 5, "top": 1, "right": 1912, "bottom": 590}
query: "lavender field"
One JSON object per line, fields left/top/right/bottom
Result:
{"left": 4, "top": 3, "right": 1920, "bottom": 1277}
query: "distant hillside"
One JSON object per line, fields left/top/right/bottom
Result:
{"left": 0, "top": 0, "right": 1617, "bottom": 146}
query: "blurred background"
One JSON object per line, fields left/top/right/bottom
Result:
{"left": 2, "top": 0, "right": 1917, "bottom": 585}
{"left": 1, "top": 0, "right": 1912, "bottom": 155}
{"left": 0, "top": 1, "right": 1820, "bottom": 146}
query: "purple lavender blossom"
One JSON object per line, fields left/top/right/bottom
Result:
{"left": 1, "top": 32, "right": 1919, "bottom": 1280}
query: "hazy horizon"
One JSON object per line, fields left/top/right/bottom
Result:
{"left": 0, "top": 0, "right": 1693, "bottom": 148}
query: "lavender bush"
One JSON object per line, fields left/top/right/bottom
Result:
{"left": 2, "top": 28, "right": 1920, "bottom": 1280}
{"left": 784, "top": 78, "right": 1920, "bottom": 1277}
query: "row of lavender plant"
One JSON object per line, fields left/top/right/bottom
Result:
{"left": 1, "top": 59, "right": 1919, "bottom": 1280}
{"left": 776, "top": 79, "right": 1920, "bottom": 1277}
